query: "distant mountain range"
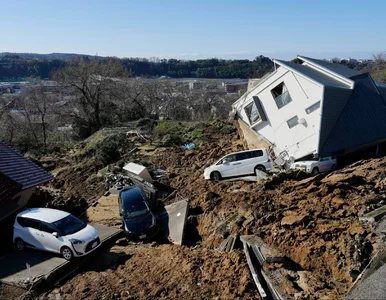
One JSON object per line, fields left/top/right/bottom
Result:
{"left": 0, "top": 52, "right": 372, "bottom": 81}
{"left": 0, "top": 52, "right": 103, "bottom": 61}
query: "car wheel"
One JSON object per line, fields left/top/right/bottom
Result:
{"left": 255, "top": 165, "right": 266, "bottom": 173}
{"left": 210, "top": 171, "right": 221, "bottom": 181}
{"left": 61, "top": 246, "right": 74, "bottom": 261}
{"left": 15, "top": 238, "right": 25, "bottom": 251}
{"left": 311, "top": 167, "right": 319, "bottom": 175}
{"left": 331, "top": 164, "right": 337, "bottom": 171}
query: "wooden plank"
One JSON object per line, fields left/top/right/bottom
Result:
{"left": 226, "top": 236, "right": 234, "bottom": 252}
{"left": 252, "top": 245, "right": 266, "bottom": 266}
{"left": 229, "top": 235, "right": 237, "bottom": 251}
{"left": 218, "top": 236, "right": 231, "bottom": 252}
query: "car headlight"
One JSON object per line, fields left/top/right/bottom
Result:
{"left": 70, "top": 239, "right": 85, "bottom": 245}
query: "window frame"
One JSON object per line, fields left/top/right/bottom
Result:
{"left": 243, "top": 96, "right": 267, "bottom": 126}
{"left": 271, "top": 82, "right": 292, "bottom": 109}
{"left": 40, "top": 222, "right": 57, "bottom": 233}
{"left": 22, "top": 218, "right": 41, "bottom": 229}
{"left": 305, "top": 101, "right": 321, "bottom": 114}
{"left": 287, "top": 116, "right": 299, "bottom": 129}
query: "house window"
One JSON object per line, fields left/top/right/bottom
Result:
{"left": 244, "top": 102, "right": 261, "bottom": 125}
{"left": 271, "top": 82, "right": 292, "bottom": 109}
{"left": 287, "top": 116, "right": 299, "bottom": 128}
{"left": 244, "top": 96, "right": 267, "bottom": 126}
{"left": 305, "top": 101, "right": 320, "bottom": 114}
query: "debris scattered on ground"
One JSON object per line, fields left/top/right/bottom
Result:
{"left": 4, "top": 120, "right": 386, "bottom": 299}
{"left": 146, "top": 126, "right": 386, "bottom": 298}
{"left": 40, "top": 244, "right": 257, "bottom": 299}
{"left": 218, "top": 234, "right": 238, "bottom": 252}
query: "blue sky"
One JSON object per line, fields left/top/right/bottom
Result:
{"left": 1, "top": 0, "right": 385, "bottom": 60}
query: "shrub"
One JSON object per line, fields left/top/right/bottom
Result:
{"left": 154, "top": 121, "right": 187, "bottom": 137}
{"left": 95, "top": 134, "right": 126, "bottom": 165}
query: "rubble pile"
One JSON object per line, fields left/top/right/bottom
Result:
{"left": 18, "top": 120, "right": 386, "bottom": 299}
{"left": 40, "top": 244, "right": 256, "bottom": 300}
{"left": 149, "top": 133, "right": 386, "bottom": 298}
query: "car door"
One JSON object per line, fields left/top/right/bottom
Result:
{"left": 219, "top": 154, "right": 240, "bottom": 177}
{"left": 36, "top": 222, "right": 63, "bottom": 254}
{"left": 319, "top": 157, "right": 332, "bottom": 172}
{"left": 325, "top": 157, "right": 335, "bottom": 171}
{"left": 235, "top": 152, "right": 250, "bottom": 175}
{"left": 23, "top": 218, "right": 44, "bottom": 250}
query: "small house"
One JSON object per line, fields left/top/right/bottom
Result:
{"left": 0, "top": 141, "right": 53, "bottom": 221}
{"left": 232, "top": 56, "right": 386, "bottom": 165}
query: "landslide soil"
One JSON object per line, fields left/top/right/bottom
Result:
{"left": 39, "top": 244, "right": 256, "bottom": 300}
{"left": 11, "top": 121, "right": 386, "bottom": 299}
{"left": 148, "top": 128, "right": 386, "bottom": 299}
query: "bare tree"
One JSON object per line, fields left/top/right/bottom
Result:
{"left": 53, "top": 57, "right": 129, "bottom": 136}
{"left": 20, "top": 83, "right": 51, "bottom": 152}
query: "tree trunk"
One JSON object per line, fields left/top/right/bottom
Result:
{"left": 41, "top": 114, "right": 47, "bottom": 153}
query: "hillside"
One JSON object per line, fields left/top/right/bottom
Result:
{"left": 0, "top": 53, "right": 274, "bottom": 80}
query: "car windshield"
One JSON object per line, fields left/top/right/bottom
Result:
{"left": 53, "top": 214, "right": 86, "bottom": 236}
{"left": 123, "top": 199, "right": 149, "bottom": 219}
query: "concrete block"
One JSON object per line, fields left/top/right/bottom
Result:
{"left": 157, "top": 199, "right": 189, "bottom": 245}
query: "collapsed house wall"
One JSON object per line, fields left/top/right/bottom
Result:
{"left": 234, "top": 118, "right": 270, "bottom": 150}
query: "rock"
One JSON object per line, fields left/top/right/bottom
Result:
{"left": 296, "top": 271, "right": 323, "bottom": 294}
{"left": 116, "top": 238, "right": 128, "bottom": 246}
{"left": 205, "top": 191, "right": 219, "bottom": 202}
{"left": 185, "top": 150, "right": 195, "bottom": 157}
{"left": 348, "top": 224, "right": 366, "bottom": 236}
{"left": 281, "top": 213, "right": 307, "bottom": 227}
{"left": 332, "top": 197, "right": 346, "bottom": 209}
{"left": 242, "top": 215, "right": 255, "bottom": 228}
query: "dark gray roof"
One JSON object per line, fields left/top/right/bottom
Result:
{"left": 378, "top": 86, "right": 386, "bottom": 101}
{"left": 275, "top": 60, "right": 349, "bottom": 88}
{"left": 318, "top": 86, "right": 353, "bottom": 154}
{"left": 0, "top": 141, "right": 53, "bottom": 189}
{"left": 299, "top": 56, "right": 362, "bottom": 79}
{"left": 319, "top": 73, "right": 386, "bottom": 155}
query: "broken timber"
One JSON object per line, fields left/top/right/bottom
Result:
{"left": 218, "top": 234, "right": 238, "bottom": 252}
{"left": 241, "top": 235, "right": 287, "bottom": 300}
{"left": 242, "top": 240, "right": 267, "bottom": 299}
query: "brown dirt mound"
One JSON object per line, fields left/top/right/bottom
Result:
{"left": 40, "top": 243, "right": 257, "bottom": 300}
{"left": 148, "top": 133, "right": 386, "bottom": 298}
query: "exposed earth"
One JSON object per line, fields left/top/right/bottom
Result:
{"left": 1, "top": 120, "right": 386, "bottom": 299}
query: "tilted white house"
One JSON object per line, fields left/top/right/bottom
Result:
{"left": 232, "top": 56, "right": 386, "bottom": 164}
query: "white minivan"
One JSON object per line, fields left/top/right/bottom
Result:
{"left": 204, "top": 148, "right": 272, "bottom": 181}
{"left": 13, "top": 208, "right": 100, "bottom": 261}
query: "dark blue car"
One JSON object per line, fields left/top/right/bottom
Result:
{"left": 118, "top": 186, "right": 158, "bottom": 241}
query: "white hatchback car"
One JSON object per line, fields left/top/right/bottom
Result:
{"left": 13, "top": 208, "right": 100, "bottom": 261}
{"left": 204, "top": 148, "right": 272, "bottom": 181}
{"left": 292, "top": 156, "right": 337, "bottom": 175}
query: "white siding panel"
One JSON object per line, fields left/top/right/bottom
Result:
{"left": 236, "top": 67, "right": 324, "bottom": 160}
